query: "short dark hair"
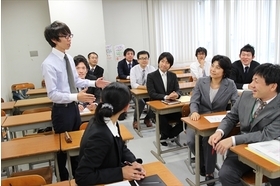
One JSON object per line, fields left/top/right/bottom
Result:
{"left": 87, "top": 52, "right": 98, "bottom": 59}
{"left": 123, "top": 48, "right": 135, "bottom": 56}
{"left": 157, "top": 52, "right": 174, "bottom": 67}
{"left": 74, "top": 55, "right": 90, "bottom": 71}
{"left": 240, "top": 44, "right": 255, "bottom": 56}
{"left": 95, "top": 82, "right": 132, "bottom": 123}
{"left": 44, "top": 21, "right": 71, "bottom": 48}
{"left": 195, "top": 47, "right": 207, "bottom": 57}
{"left": 211, "top": 55, "right": 232, "bottom": 78}
{"left": 253, "top": 63, "right": 280, "bottom": 93}
{"left": 137, "top": 50, "right": 150, "bottom": 59}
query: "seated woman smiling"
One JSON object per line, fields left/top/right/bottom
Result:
{"left": 75, "top": 82, "right": 146, "bottom": 185}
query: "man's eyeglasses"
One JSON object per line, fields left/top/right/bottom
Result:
{"left": 59, "top": 34, "right": 74, "bottom": 39}
{"left": 138, "top": 57, "right": 149, "bottom": 60}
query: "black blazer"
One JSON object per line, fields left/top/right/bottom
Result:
{"left": 85, "top": 73, "right": 101, "bottom": 103}
{"left": 146, "top": 69, "right": 181, "bottom": 100}
{"left": 75, "top": 118, "right": 136, "bottom": 185}
{"left": 117, "top": 59, "right": 138, "bottom": 79}
{"left": 230, "top": 60, "right": 260, "bottom": 89}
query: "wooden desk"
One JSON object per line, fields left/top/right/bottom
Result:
{"left": 1, "top": 116, "right": 7, "bottom": 125}
{"left": 116, "top": 78, "right": 131, "bottom": 86}
{"left": 27, "top": 88, "right": 47, "bottom": 98}
{"left": 44, "top": 161, "right": 183, "bottom": 186}
{"left": 14, "top": 97, "right": 52, "bottom": 111}
{"left": 181, "top": 111, "right": 226, "bottom": 186}
{"left": 130, "top": 89, "right": 152, "bottom": 137}
{"left": 170, "top": 66, "right": 190, "bottom": 73}
{"left": 147, "top": 100, "right": 187, "bottom": 163}
{"left": 1, "top": 134, "right": 61, "bottom": 181}
{"left": 179, "top": 81, "right": 196, "bottom": 95}
{"left": 176, "top": 73, "right": 192, "bottom": 81}
{"left": 1, "top": 101, "right": 16, "bottom": 115}
{"left": 60, "top": 124, "right": 134, "bottom": 179}
{"left": 231, "top": 144, "right": 280, "bottom": 186}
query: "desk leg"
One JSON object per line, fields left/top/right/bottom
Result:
{"left": 195, "top": 133, "right": 200, "bottom": 185}
{"left": 67, "top": 152, "right": 73, "bottom": 180}
{"left": 150, "top": 112, "right": 165, "bottom": 163}
{"left": 54, "top": 153, "right": 61, "bottom": 182}
{"left": 255, "top": 166, "right": 263, "bottom": 186}
{"left": 134, "top": 97, "right": 143, "bottom": 137}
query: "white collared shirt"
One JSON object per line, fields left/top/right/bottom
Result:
{"left": 130, "top": 64, "right": 156, "bottom": 88}
{"left": 159, "top": 69, "right": 167, "bottom": 92}
{"left": 104, "top": 117, "right": 119, "bottom": 137}
{"left": 190, "top": 61, "right": 211, "bottom": 80}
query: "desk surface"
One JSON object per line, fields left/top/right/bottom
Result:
{"left": 1, "top": 101, "right": 16, "bottom": 110}
{"left": 169, "top": 66, "right": 190, "bottom": 71}
{"left": 14, "top": 97, "right": 52, "bottom": 107}
{"left": 130, "top": 88, "right": 148, "bottom": 95}
{"left": 181, "top": 111, "right": 226, "bottom": 132}
{"left": 147, "top": 100, "right": 185, "bottom": 110}
{"left": 44, "top": 161, "right": 183, "bottom": 186}
{"left": 231, "top": 144, "right": 280, "bottom": 174}
{"left": 1, "top": 116, "right": 7, "bottom": 125}
{"left": 60, "top": 124, "right": 134, "bottom": 151}
{"left": 179, "top": 81, "right": 196, "bottom": 89}
{"left": 2, "top": 111, "right": 51, "bottom": 127}
{"left": 176, "top": 73, "right": 192, "bottom": 78}
{"left": 27, "top": 88, "right": 47, "bottom": 95}
{"left": 116, "top": 79, "right": 130, "bottom": 83}
{"left": 1, "top": 134, "right": 60, "bottom": 160}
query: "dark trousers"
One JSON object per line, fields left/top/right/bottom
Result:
{"left": 159, "top": 112, "right": 183, "bottom": 139}
{"left": 52, "top": 102, "right": 81, "bottom": 181}
{"left": 133, "top": 98, "right": 153, "bottom": 121}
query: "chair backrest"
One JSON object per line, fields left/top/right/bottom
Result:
{"left": 1, "top": 110, "right": 6, "bottom": 116}
{"left": 79, "top": 122, "right": 89, "bottom": 130}
{"left": 11, "top": 83, "right": 35, "bottom": 91}
{"left": 182, "top": 104, "right": 190, "bottom": 117}
{"left": 1, "top": 98, "right": 4, "bottom": 103}
{"left": 1, "top": 174, "right": 46, "bottom": 186}
{"left": 22, "top": 107, "right": 52, "bottom": 115}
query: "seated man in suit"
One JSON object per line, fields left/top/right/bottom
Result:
{"left": 147, "top": 52, "right": 183, "bottom": 146}
{"left": 117, "top": 48, "right": 138, "bottom": 79}
{"left": 130, "top": 50, "right": 156, "bottom": 129}
{"left": 230, "top": 44, "right": 260, "bottom": 90}
{"left": 209, "top": 63, "right": 280, "bottom": 186}
{"left": 87, "top": 52, "right": 104, "bottom": 80}
{"left": 74, "top": 55, "right": 101, "bottom": 112}
{"left": 190, "top": 47, "right": 211, "bottom": 81}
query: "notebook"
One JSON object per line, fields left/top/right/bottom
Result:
{"left": 130, "top": 174, "right": 166, "bottom": 186}
{"left": 161, "top": 99, "right": 181, "bottom": 105}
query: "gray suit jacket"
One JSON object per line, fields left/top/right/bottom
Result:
{"left": 190, "top": 77, "right": 238, "bottom": 114}
{"left": 218, "top": 91, "right": 280, "bottom": 145}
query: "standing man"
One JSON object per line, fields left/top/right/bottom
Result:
{"left": 209, "top": 63, "right": 280, "bottom": 186}
{"left": 87, "top": 52, "right": 104, "bottom": 79}
{"left": 130, "top": 50, "right": 156, "bottom": 129}
{"left": 42, "top": 21, "right": 109, "bottom": 181}
{"left": 147, "top": 52, "right": 183, "bottom": 146}
{"left": 230, "top": 44, "right": 260, "bottom": 90}
{"left": 190, "top": 47, "right": 211, "bottom": 81}
{"left": 117, "top": 48, "right": 138, "bottom": 79}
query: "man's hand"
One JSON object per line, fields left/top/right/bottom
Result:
{"left": 78, "top": 104, "right": 84, "bottom": 112}
{"left": 199, "top": 60, "right": 205, "bottom": 68}
{"left": 167, "top": 91, "right": 179, "bottom": 100}
{"left": 208, "top": 131, "right": 223, "bottom": 147}
{"left": 77, "top": 88, "right": 96, "bottom": 103}
{"left": 87, "top": 103, "right": 97, "bottom": 111}
{"left": 96, "top": 77, "right": 110, "bottom": 89}
{"left": 214, "top": 137, "right": 233, "bottom": 155}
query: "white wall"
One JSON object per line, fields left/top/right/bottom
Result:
{"left": 1, "top": 0, "right": 51, "bottom": 101}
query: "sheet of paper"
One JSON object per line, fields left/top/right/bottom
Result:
{"left": 204, "top": 115, "right": 226, "bottom": 123}
{"left": 179, "top": 95, "right": 191, "bottom": 103}
{"left": 105, "top": 180, "right": 132, "bottom": 186}
{"left": 80, "top": 107, "right": 91, "bottom": 115}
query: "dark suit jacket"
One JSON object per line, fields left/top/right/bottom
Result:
{"left": 230, "top": 60, "right": 260, "bottom": 89}
{"left": 84, "top": 73, "right": 101, "bottom": 103}
{"left": 90, "top": 65, "right": 104, "bottom": 79}
{"left": 147, "top": 69, "right": 181, "bottom": 100}
{"left": 219, "top": 92, "right": 280, "bottom": 150}
{"left": 190, "top": 77, "right": 238, "bottom": 114}
{"left": 75, "top": 118, "right": 136, "bottom": 185}
{"left": 117, "top": 59, "right": 138, "bottom": 79}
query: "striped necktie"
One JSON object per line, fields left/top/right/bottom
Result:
{"left": 142, "top": 69, "right": 146, "bottom": 85}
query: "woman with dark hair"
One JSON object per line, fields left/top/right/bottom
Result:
{"left": 75, "top": 82, "right": 146, "bottom": 185}
{"left": 186, "top": 55, "right": 238, "bottom": 186}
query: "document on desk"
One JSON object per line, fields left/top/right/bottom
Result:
{"left": 204, "top": 115, "right": 226, "bottom": 123}
{"left": 80, "top": 108, "right": 91, "bottom": 115}
{"left": 178, "top": 95, "right": 191, "bottom": 103}
{"left": 247, "top": 140, "right": 280, "bottom": 166}
{"left": 106, "top": 180, "right": 131, "bottom": 186}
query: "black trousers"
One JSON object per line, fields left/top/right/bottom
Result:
{"left": 159, "top": 112, "right": 183, "bottom": 139}
{"left": 52, "top": 102, "right": 81, "bottom": 181}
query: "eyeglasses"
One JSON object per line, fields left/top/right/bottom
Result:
{"left": 138, "top": 57, "right": 149, "bottom": 60}
{"left": 59, "top": 34, "right": 74, "bottom": 39}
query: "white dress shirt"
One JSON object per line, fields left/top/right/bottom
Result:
{"left": 130, "top": 64, "right": 156, "bottom": 89}
{"left": 190, "top": 61, "right": 211, "bottom": 80}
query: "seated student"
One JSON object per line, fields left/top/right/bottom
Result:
{"left": 87, "top": 52, "right": 104, "bottom": 79}
{"left": 230, "top": 44, "right": 260, "bottom": 90}
{"left": 190, "top": 47, "right": 211, "bottom": 81}
{"left": 130, "top": 50, "right": 156, "bottom": 129}
{"left": 74, "top": 55, "right": 101, "bottom": 112}
{"left": 117, "top": 48, "right": 138, "bottom": 79}
{"left": 146, "top": 52, "right": 183, "bottom": 146}
{"left": 186, "top": 55, "right": 238, "bottom": 186}
{"left": 75, "top": 82, "right": 146, "bottom": 185}
{"left": 209, "top": 63, "right": 280, "bottom": 186}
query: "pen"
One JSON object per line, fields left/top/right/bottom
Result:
{"left": 124, "top": 161, "right": 142, "bottom": 172}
